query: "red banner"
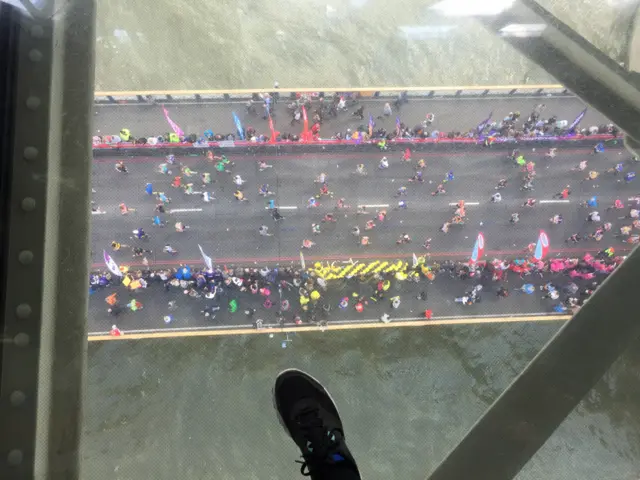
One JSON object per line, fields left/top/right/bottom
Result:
{"left": 268, "top": 114, "right": 279, "bottom": 144}
{"left": 301, "top": 105, "right": 311, "bottom": 142}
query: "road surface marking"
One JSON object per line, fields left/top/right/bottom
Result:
{"left": 91, "top": 211, "right": 106, "bottom": 215}
{"left": 265, "top": 205, "right": 298, "bottom": 210}
{"left": 449, "top": 202, "right": 480, "bottom": 206}
{"left": 358, "top": 204, "right": 389, "bottom": 208}
{"left": 539, "top": 200, "right": 570, "bottom": 204}
{"left": 169, "top": 208, "right": 203, "bottom": 213}
{"left": 87, "top": 313, "right": 570, "bottom": 341}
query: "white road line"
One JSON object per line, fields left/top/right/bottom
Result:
{"left": 169, "top": 208, "right": 203, "bottom": 213}
{"left": 449, "top": 202, "right": 480, "bottom": 206}
{"left": 358, "top": 204, "right": 389, "bottom": 208}
{"left": 539, "top": 200, "right": 570, "bottom": 204}
{"left": 91, "top": 211, "right": 106, "bottom": 215}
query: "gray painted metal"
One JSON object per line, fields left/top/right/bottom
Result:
{"left": 0, "top": 0, "right": 94, "bottom": 478}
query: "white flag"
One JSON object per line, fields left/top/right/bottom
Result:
{"left": 412, "top": 253, "right": 419, "bottom": 268}
{"left": 198, "top": 244, "right": 213, "bottom": 270}
{"left": 103, "top": 250, "right": 123, "bottom": 277}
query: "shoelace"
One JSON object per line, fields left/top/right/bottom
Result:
{"left": 293, "top": 407, "right": 344, "bottom": 477}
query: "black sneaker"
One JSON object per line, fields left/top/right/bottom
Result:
{"left": 274, "top": 369, "right": 361, "bottom": 479}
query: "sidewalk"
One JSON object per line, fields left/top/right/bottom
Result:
{"left": 93, "top": 96, "right": 603, "bottom": 142}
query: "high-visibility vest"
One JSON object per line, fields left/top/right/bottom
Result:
{"left": 169, "top": 132, "right": 179, "bottom": 143}
{"left": 119, "top": 129, "right": 130, "bottom": 141}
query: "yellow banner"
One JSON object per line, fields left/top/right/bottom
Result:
{"left": 310, "top": 259, "right": 417, "bottom": 280}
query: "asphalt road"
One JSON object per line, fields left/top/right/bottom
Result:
{"left": 89, "top": 97, "right": 635, "bottom": 333}
{"left": 93, "top": 96, "right": 609, "bottom": 140}
{"left": 92, "top": 146, "right": 636, "bottom": 269}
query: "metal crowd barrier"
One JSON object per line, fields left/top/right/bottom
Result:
{"left": 94, "top": 84, "right": 570, "bottom": 105}
{"left": 91, "top": 133, "right": 618, "bottom": 158}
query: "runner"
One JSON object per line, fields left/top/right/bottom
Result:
{"left": 258, "top": 225, "right": 273, "bottom": 236}
{"left": 234, "top": 190, "right": 248, "bottom": 201}
{"left": 315, "top": 172, "right": 327, "bottom": 184}
{"left": 443, "top": 170, "right": 454, "bottom": 183}
{"left": 119, "top": 203, "right": 135, "bottom": 215}
{"left": 272, "top": 208, "right": 284, "bottom": 221}
{"left": 582, "top": 170, "right": 599, "bottom": 182}
{"left": 396, "top": 233, "right": 411, "bottom": 244}
{"left": 234, "top": 174, "right": 246, "bottom": 187}
{"left": 396, "top": 186, "right": 408, "bottom": 197}
{"left": 566, "top": 233, "right": 581, "bottom": 244}
{"left": 115, "top": 161, "right": 128, "bottom": 173}
{"left": 409, "top": 170, "right": 424, "bottom": 183}
{"left": 573, "top": 160, "right": 587, "bottom": 171}
{"left": 258, "top": 160, "right": 273, "bottom": 171}
{"left": 163, "top": 244, "right": 178, "bottom": 255}
{"left": 175, "top": 222, "right": 189, "bottom": 232}
{"left": 432, "top": 184, "right": 446, "bottom": 196}
{"left": 378, "top": 157, "right": 389, "bottom": 169}
{"left": 553, "top": 185, "right": 571, "bottom": 199}
{"left": 258, "top": 184, "right": 273, "bottom": 196}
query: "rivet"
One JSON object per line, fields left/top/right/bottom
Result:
{"left": 30, "top": 25, "right": 44, "bottom": 38}
{"left": 23, "top": 147, "right": 38, "bottom": 160}
{"left": 26, "top": 96, "right": 40, "bottom": 110}
{"left": 7, "top": 450, "right": 23, "bottom": 466}
{"left": 16, "top": 303, "right": 32, "bottom": 319}
{"left": 10, "top": 391, "right": 26, "bottom": 407}
{"left": 21, "top": 197, "right": 36, "bottom": 211}
{"left": 14, "top": 333, "right": 30, "bottom": 347}
{"left": 28, "top": 49, "right": 42, "bottom": 62}
{"left": 18, "top": 251, "right": 33, "bottom": 265}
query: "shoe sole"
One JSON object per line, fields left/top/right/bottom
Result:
{"left": 272, "top": 368, "right": 341, "bottom": 441}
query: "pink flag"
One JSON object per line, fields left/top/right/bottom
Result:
{"left": 162, "top": 105, "right": 185, "bottom": 137}
{"left": 533, "top": 230, "right": 549, "bottom": 261}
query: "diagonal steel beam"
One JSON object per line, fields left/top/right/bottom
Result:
{"left": 428, "top": 245, "right": 640, "bottom": 480}
{"left": 479, "top": 0, "right": 640, "bottom": 144}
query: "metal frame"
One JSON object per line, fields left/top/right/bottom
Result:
{"left": 1, "top": 0, "right": 639, "bottom": 478}
{"left": 0, "top": 0, "right": 95, "bottom": 477}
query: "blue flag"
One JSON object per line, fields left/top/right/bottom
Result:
{"left": 476, "top": 112, "right": 493, "bottom": 134}
{"left": 232, "top": 111, "right": 245, "bottom": 140}
{"left": 396, "top": 117, "right": 401, "bottom": 135}
{"left": 368, "top": 114, "right": 375, "bottom": 136}
{"left": 568, "top": 108, "right": 587, "bottom": 131}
